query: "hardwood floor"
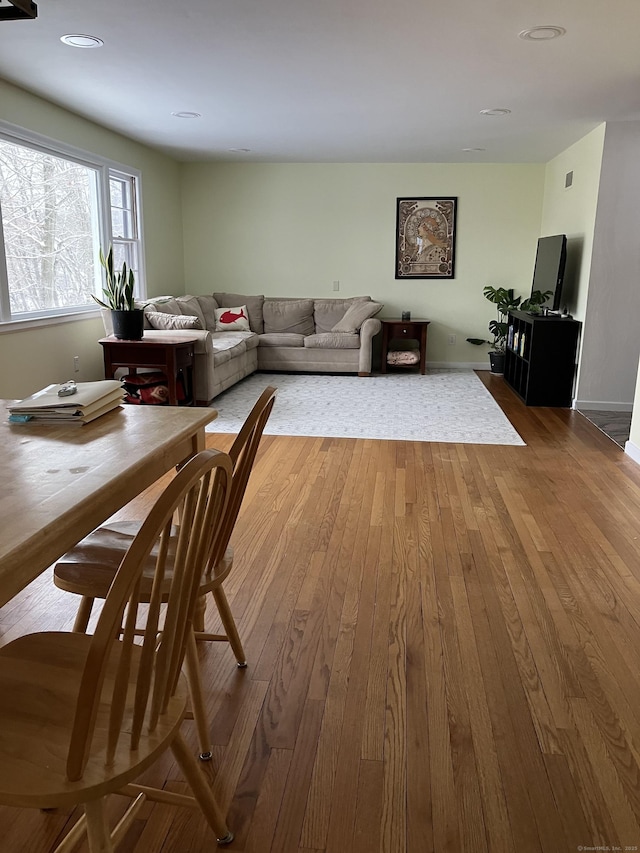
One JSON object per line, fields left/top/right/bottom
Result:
{"left": 3, "top": 372, "right": 640, "bottom": 852}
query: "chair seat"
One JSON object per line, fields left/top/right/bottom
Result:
{"left": 54, "top": 521, "right": 234, "bottom": 600}
{"left": 0, "top": 631, "right": 188, "bottom": 810}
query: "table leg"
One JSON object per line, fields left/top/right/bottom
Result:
{"left": 166, "top": 350, "right": 179, "bottom": 406}
{"left": 420, "top": 327, "right": 427, "bottom": 374}
{"left": 381, "top": 326, "right": 389, "bottom": 374}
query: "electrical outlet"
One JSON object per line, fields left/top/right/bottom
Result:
{"left": 448, "top": 334, "right": 456, "bottom": 345}
{"left": 332, "top": 280, "right": 340, "bottom": 292}
{"left": 73, "top": 356, "right": 80, "bottom": 373}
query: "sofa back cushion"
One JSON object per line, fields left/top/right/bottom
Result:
{"left": 213, "top": 292, "right": 265, "bottom": 334}
{"left": 332, "top": 300, "right": 383, "bottom": 333}
{"left": 313, "top": 297, "right": 371, "bottom": 334}
{"left": 263, "top": 299, "right": 314, "bottom": 335}
{"left": 192, "top": 295, "right": 219, "bottom": 331}
{"left": 176, "top": 295, "right": 208, "bottom": 329}
{"left": 143, "top": 297, "right": 183, "bottom": 330}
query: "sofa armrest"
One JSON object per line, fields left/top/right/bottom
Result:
{"left": 358, "top": 317, "right": 382, "bottom": 375}
{"left": 152, "top": 329, "right": 213, "bottom": 355}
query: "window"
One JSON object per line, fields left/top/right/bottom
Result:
{"left": 0, "top": 124, "right": 145, "bottom": 327}
{"left": 109, "top": 171, "right": 140, "bottom": 280}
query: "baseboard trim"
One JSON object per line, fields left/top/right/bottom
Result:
{"left": 574, "top": 399, "right": 633, "bottom": 412}
{"left": 625, "top": 439, "right": 640, "bottom": 466}
{"left": 426, "top": 361, "right": 489, "bottom": 371}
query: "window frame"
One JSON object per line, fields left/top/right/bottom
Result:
{"left": 0, "top": 120, "right": 146, "bottom": 332}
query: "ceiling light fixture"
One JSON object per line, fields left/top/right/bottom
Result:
{"left": 171, "top": 111, "right": 202, "bottom": 119}
{"left": 228, "top": 148, "right": 251, "bottom": 153}
{"left": 519, "top": 25, "right": 566, "bottom": 41}
{"left": 462, "top": 148, "right": 486, "bottom": 152}
{"left": 0, "top": 0, "right": 37, "bottom": 21}
{"left": 60, "top": 34, "right": 104, "bottom": 48}
{"left": 480, "top": 108, "right": 511, "bottom": 117}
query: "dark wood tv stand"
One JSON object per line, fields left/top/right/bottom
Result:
{"left": 504, "top": 310, "right": 581, "bottom": 407}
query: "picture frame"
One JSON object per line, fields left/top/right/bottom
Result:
{"left": 395, "top": 197, "right": 457, "bottom": 279}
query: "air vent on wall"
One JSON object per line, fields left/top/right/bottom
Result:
{"left": 0, "top": 0, "right": 37, "bottom": 20}
{"left": 565, "top": 170, "right": 574, "bottom": 189}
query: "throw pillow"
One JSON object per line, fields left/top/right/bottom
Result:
{"left": 214, "top": 305, "right": 251, "bottom": 331}
{"left": 213, "top": 292, "right": 265, "bottom": 333}
{"left": 332, "top": 300, "right": 383, "bottom": 333}
{"left": 145, "top": 311, "right": 202, "bottom": 331}
{"left": 122, "top": 371, "right": 186, "bottom": 405}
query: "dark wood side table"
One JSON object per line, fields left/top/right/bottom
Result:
{"left": 99, "top": 333, "right": 198, "bottom": 406}
{"left": 380, "top": 318, "right": 430, "bottom": 375}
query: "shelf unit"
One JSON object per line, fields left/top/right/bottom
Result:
{"left": 504, "top": 310, "right": 581, "bottom": 407}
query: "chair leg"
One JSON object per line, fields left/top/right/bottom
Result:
{"left": 185, "top": 629, "right": 213, "bottom": 761}
{"left": 171, "top": 731, "right": 233, "bottom": 844}
{"left": 193, "top": 593, "right": 207, "bottom": 633}
{"left": 212, "top": 587, "right": 247, "bottom": 667}
{"left": 84, "top": 798, "right": 113, "bottom": 853}
{"left": 73, "top": 596, "right": 95, "bottom": 633}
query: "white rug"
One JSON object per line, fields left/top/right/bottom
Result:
{"left": 206, "top": 370, "right": 525, "bottom": 445}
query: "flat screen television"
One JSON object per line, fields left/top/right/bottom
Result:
{"left": 530, "top": 234, "right": 567, "bottom": 312}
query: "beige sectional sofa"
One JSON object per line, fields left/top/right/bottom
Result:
{"left": 138, "top": 292, "right": 383, "bottom": 404}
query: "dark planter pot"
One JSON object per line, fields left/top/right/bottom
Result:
{"left": 489, "top": 351, "right": 505, "bottom": 375}
{"left": 112, "top": 309, "right": 144, "bottom": 341}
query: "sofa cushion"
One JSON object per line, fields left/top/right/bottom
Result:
{"left": 332, "top": 300, "right": 383, "bottom": 333}
{"left": 313, "top": 297, "right": 371, "bottom": 334}
{"left": 175, "top": 295, "right": 208, "bottom": 329}
{"left": 188, "top": 295, "right": 219, "bottom": 331}
{"left": 214, "top": 292, "right": 265, "bottom": 334}
{"left": 263, "top": 299, "right": 315, "bottom": 336}
{"left": 304, "top": 332, "right": 360, "bottom": 349}
{"left": 210, "top": 331, "right": 253, "bottom": 351}
{"left": 145, "top": 299, "right": 182, "bottom": 316}
{"left": 259, "top": 333, "right": 306, "bottom": 348}
{"left": 146, "top": 311, "right": 202, "bottom": 331}
{"left": 214, "top": 305, "right": 250, "bottom": 331}
{"left": 210, "top": 333, "right": 248, "bottom": 367}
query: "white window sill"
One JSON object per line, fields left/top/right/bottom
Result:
{"left": 0, "top": 309, "right": 103, "bottom": 334}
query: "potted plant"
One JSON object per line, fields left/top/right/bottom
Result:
{"left": 467, "top": 286, "right": 553, "bottom": 374}
{"left": 91, "top": 245, "right": 144, "bottom": 340}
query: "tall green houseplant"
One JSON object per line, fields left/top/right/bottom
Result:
{"left": 92, "top": 245, "right": 135, "bottom": 311}
{"left": 92, "top": 245, "right": 143, "bottom": 340}
{"left": 467, "top": 285, "right": 553, "bottom": 373}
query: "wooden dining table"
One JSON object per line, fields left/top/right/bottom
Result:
{"left": 0, "top": 402, "right": 216, "bottom": 607}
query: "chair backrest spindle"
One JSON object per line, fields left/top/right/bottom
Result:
{"left": 65, "top": 450, "right": 232, "bottom": 782}
{"left": 208, "top": 386, "right": 277, "bottom": 574}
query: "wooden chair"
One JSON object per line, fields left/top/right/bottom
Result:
{"left": 53, "top": 385, "right": 277, "bottom": 760}
{"left": 0, "top": 449, "right": 235, "bottom": 851}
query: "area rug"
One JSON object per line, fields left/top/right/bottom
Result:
{"left": 206, "top": 370, "right": 525, "bottom": 445}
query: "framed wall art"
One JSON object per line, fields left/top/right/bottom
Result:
{"left": 395, "top": 197, "right": 457, "bottom": 279}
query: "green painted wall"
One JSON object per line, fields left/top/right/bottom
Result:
{"left": 181, "top": 162, "right": 545, "bottom": 365}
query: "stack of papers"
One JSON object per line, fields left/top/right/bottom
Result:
{"left": 8, "top": 380, "right": 125, "bottom": 426}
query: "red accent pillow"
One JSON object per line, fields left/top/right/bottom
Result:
{"left": 214, "top": 305, "right": 250, "bottom": 331}
{"left": 122, "top": 372, "right": 185, "bottom": 405}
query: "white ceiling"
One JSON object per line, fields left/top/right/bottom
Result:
{"left": 1, "top": 0, "right": 640, "bottom": 163}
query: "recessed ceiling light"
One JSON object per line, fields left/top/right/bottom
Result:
{"left": 171, "top": 111, "right": 202, "bottom": 119}
{"left": 519, "top": 26, "right": 566, "bottom": 41}
{"left": 60, "top": 34, "right": 104, "bottom": 48}
{"left": 228, "top": 148, "right": 251, "bottom": 153}
{"left": 479, "top": 108, "right": 511, "bottom": 117}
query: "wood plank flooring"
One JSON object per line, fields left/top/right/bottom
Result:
{"left": 3, "top": 373, "right": 640, "bottom": 851}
